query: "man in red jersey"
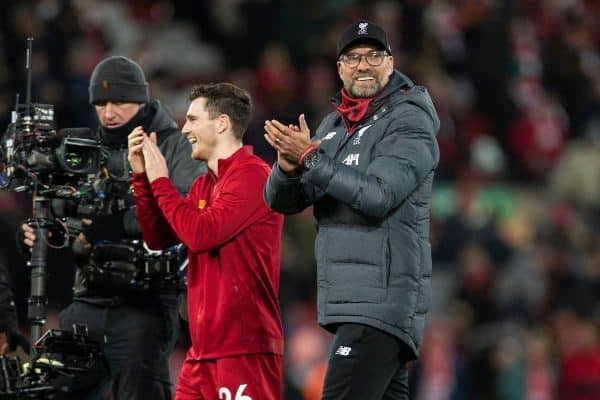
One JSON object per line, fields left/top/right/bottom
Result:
{"left": 127, "top": 83, "right": 284, "bottom": 400}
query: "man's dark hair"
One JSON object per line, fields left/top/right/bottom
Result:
{"left": 188, "top": 83, "right": 252, "bottom": 140}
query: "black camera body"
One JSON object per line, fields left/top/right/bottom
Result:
{"left": 1, "top": 102, "right": 102, "bottom": 197}
{"left": 0, "top": 37, "right": 101, "bottom": 199}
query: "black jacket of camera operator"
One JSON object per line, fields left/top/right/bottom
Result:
{"left": 56, "top": 99, "right": 205, "bottom": 305}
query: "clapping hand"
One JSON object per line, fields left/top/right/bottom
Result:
{"left": 264, "top": 114, "right": 320, "bottom": 173}
{"left": 141, "top": 132, "right": 169, "bottom": 183}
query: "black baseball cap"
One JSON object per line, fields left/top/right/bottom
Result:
{"left": 337, "top": 20, "right": 392, "bottom": 58}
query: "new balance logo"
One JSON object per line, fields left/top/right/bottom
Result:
{"left": 335, "top": 346, "right": 352, "bottom": 356}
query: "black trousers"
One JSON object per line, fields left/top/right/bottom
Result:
{"left": 321, "top": 323, "right": 412, "bottom": 400}
{"left": 58, "top": 296, "right": 179, "bottom": 400}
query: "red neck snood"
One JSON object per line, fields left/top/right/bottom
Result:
{"left": 337, "top": 88, "right": 375, "bottom": 122}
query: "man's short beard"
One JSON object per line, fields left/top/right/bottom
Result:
{"left": 348, "top": 83, "right": 381, "bottom": 98}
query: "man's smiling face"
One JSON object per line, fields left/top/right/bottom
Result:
{"left": 337, "top": 44, "right": 394, "bottom": 98}
{"left": 181, "top": 97, "right": 218, "bottom": 161}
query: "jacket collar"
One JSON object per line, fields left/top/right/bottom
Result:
{"left": 213, "top": 145, "right": 254, "bottom": 178}
{"left": 331, "top": 69, "right": 414, "bottom": 115}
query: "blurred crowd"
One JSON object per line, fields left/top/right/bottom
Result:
{"left": 0, "top": 0, "right": 599, "bottom": 399}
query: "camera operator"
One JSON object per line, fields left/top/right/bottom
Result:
{"left": 20, "top": 56, "right": 206, "bottom": 400}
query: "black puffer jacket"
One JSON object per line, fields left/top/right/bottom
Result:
{"left": 265, "top": 71, "right": 440, "bottom": 358}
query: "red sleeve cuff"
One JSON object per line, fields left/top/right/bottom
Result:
{"left": 150, "top": 176, "right": 173, "bottom": 192}
{"left": 132, "top": 172, "right": 148, "bottom": 182}
{"left": 132, "top": 173, "right": 151, "bottom": 196}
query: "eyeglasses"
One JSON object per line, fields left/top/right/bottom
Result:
{"left": 338, "top": 51, "right": 389, "bottom": 67}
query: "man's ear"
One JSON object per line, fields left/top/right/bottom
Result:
{"left": 217, "top": 114, "right": 229, "bottom": 134}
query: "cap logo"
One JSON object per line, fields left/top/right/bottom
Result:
{"left": 102, "top": 80, "right": 109, "bottom": 89}
{"left": 358, "top": 22, "right": 369, "bottom": 35}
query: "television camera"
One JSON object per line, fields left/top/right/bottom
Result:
{"left": 0, "top": 38, "right": 104, "bottom": 349}
{"left": 0, "top": 41, "right": 101, "bottom": 198}
{"left": 0, "top": 117, "right": 102, "bottom": 197}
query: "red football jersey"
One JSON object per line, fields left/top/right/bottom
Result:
{"left": 133, "top": 146, "right": 284, "bottom": 359}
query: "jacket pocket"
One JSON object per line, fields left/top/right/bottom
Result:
{"left": 316, "top": 225, "right": 390, "bottom": 303}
